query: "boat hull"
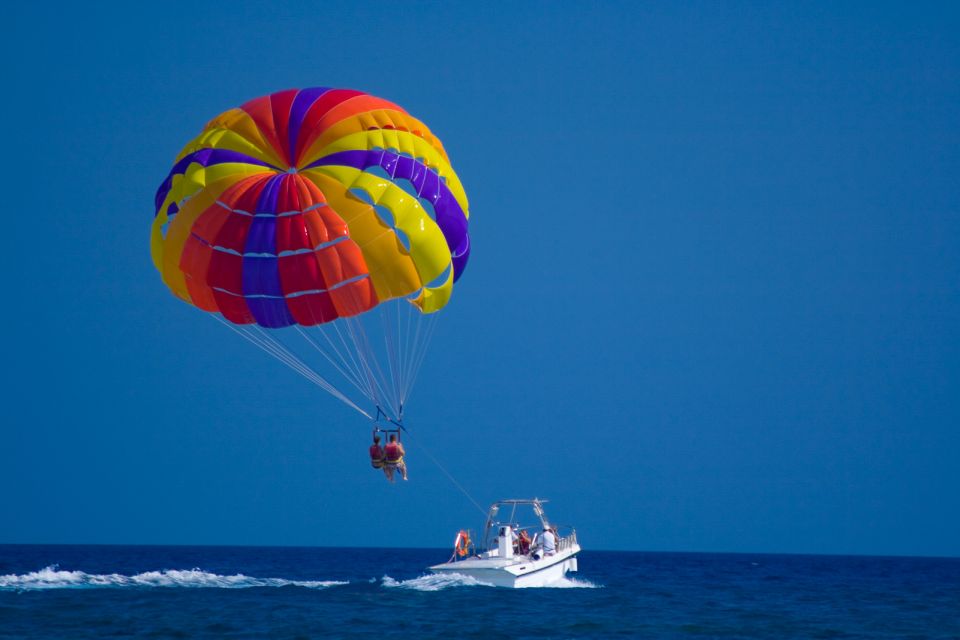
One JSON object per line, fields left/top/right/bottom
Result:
{"left": 429, "top": 545, "right": 580, "bottom": 588}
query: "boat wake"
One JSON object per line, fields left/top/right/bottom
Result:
{"left": 531, "top": 576, "right": 602, "bottom": 589}
{"left": 381, "top": 572, "right": 494, "bottom": 591}
{"left": 380, "top": 573, "right": 601, "bottom": 591}
{"left": 0, "top": 566, "right": 348, "bottom": 591}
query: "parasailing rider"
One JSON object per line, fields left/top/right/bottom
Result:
{"left": 369, "top": 433, "right": 387, "bottom": 477}
{"left": 384, "top": 433, "right": 408, "bottom": 482}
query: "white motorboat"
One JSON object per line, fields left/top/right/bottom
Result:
{"left": 429, "top": 498, "right": 580, "bottom": 588}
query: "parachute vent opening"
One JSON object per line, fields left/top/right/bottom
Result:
{"left": 349, "top": 187, "right": 375, "bottom": 205}
{"left": 394, "top": 228, "right": 411, "bottom": 252}
{"left": 425, "top": 263, "right": 452, "bottom": 290}
{"left": 369, "top": 203, "right": 411, "bottom": 252}
{"left": 366, "top": 165, "right": 391, "bottom": 180}
{"left": 393, "top": 178, "right": 438, "bottom": 223}
{"left": 394, "top": 178, "right": 418, "bottom": 198}
{"left": 419, "top": 197, "right": 437, "bottom": 222}
{"left": 346, "top": 186, "right": 412, "bottom": 253}
{"left": 373, "top": 204, "right": 395, "bottom": 228}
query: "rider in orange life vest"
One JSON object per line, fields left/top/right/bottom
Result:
{"left": 383, "top": 433, "right": 408, "bottom": 482}
{"left": 369, "top": 434, "right": 386, "bottom": 478}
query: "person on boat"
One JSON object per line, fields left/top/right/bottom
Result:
{"left": 384, "top": 433, "right": 407, "bottom": 482}
{"left": 517, "top": 529, "right": 532, "bottom": 555}
{"left": 369, "top": 434, "right": 386, "bottom": 476}
{"left": 541, "top": 525, "right": 557, "bottom": 556}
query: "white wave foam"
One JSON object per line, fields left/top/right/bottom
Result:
{"left": 532, "top": 575, "right": 602, "bottom": 589}
{"left": 0, "top": 566, "right": 347, "bottom": 591}
{"left": 380, "top": 572, "right": 600, "bottom": 591}
{"left": 381, "top": 572, "right": 494, "bottom": 591}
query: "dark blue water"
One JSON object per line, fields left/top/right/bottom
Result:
{"left": 1, "top": 545, "right": 958, "bottom": 639}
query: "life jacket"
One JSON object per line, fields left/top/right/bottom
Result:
{"left": 385, "top": 442, "right": 403, "bottom": 464}
{"left": 369, "top": 444, "right": 385, "bottom": 468}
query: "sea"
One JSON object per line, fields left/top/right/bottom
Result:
{"left": 1, "top": 545, "right": 957, "bottom": 639}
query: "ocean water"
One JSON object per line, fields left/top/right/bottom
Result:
{"left": 1, "top": 545, "right": 958, "bottom": 639}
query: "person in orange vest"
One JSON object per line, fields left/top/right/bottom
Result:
{"left": 384, "top": 433, "right": 408, "bottom": 482}
{"left": 369, "top": 434, "right": 386, "bottom": 478}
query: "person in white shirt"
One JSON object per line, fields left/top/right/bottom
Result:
{"left": 541, "top": 525, "right": 557, "bottom": 556}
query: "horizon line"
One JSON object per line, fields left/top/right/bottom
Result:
{"left": 0, "top": 542, "right": 956, "bottom": 561}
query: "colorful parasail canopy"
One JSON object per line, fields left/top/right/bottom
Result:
{"left": 151, "top": 88, "right": 470, "bottom": 423}
{"left": 151, "top": 87, "right": 470, "bottom": 329}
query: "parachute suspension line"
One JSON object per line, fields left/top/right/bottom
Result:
{"left": 215, "top": 312, "right": 477, "bottom": 515}
{"left": 398, "top": 300, "right": 410, "bottom": 413}
{"left": 324, "top": 279, "right": 401, "bottom": 422}
{"left": 293, "top": 325, "right": 370, "bottom": 400}
{"left": 213, "top": 315, "right": 372, "bottom": 420}
{"left": 404, "top": 299, "right": 415, "bottom": 392}
{"left": 380, "top": 302, "right": 404, "bottom": 418}
{"left": 323, "top": 319, "right": 376, "bottom": 401}
{"left": 390, "top": 300, "right": 407, "bottom": 412}
{"left": 405, "top": 300, "right": 424, "bottom": 391}
{"left": 402, "top": 428, "right": 488, "bottom": 517}
{"left": 247, "top": 324, "right": 372, "bottom": 419}
{"left": 417, "top": 315, "right": 440, "bottom": 389}
{"left": 294, "top": 283, "right": 376, "bottom": 407}
{"left": 211, "top": 292, "right": 435, "bottom": 426}
{"left": 401, "top": 311, "right": 440, "bottom": 407}
{"left": 399, "top": 298, "right": 418, "bottom": 406}
{"left": 231, "top": 323, "right": 321, "bottom": 387}
{"left": 343, "top": 313, "right": 398, "bottom": 421}
{"left": 359, "top": 312, "right": 402, "bottom": 421}
{"left": 392, "top": 301, "right": 405, "bottom": 411}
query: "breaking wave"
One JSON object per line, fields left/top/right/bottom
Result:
{"left": 381, "top": 572, "right": 494, "bottom": 591}
{"left": 0, "top": 566, "right": 348, "bottom": 591}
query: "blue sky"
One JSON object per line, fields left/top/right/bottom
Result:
{"left": 2, "top": 1, "right": 958, "bottom": 556}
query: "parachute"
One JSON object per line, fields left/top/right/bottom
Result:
{"left": 151, "top": 88, "right": 470, "bottom": 424}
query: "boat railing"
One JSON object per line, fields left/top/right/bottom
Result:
{"left": 557, "top": 529, "right": 578, "bottom": 553}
